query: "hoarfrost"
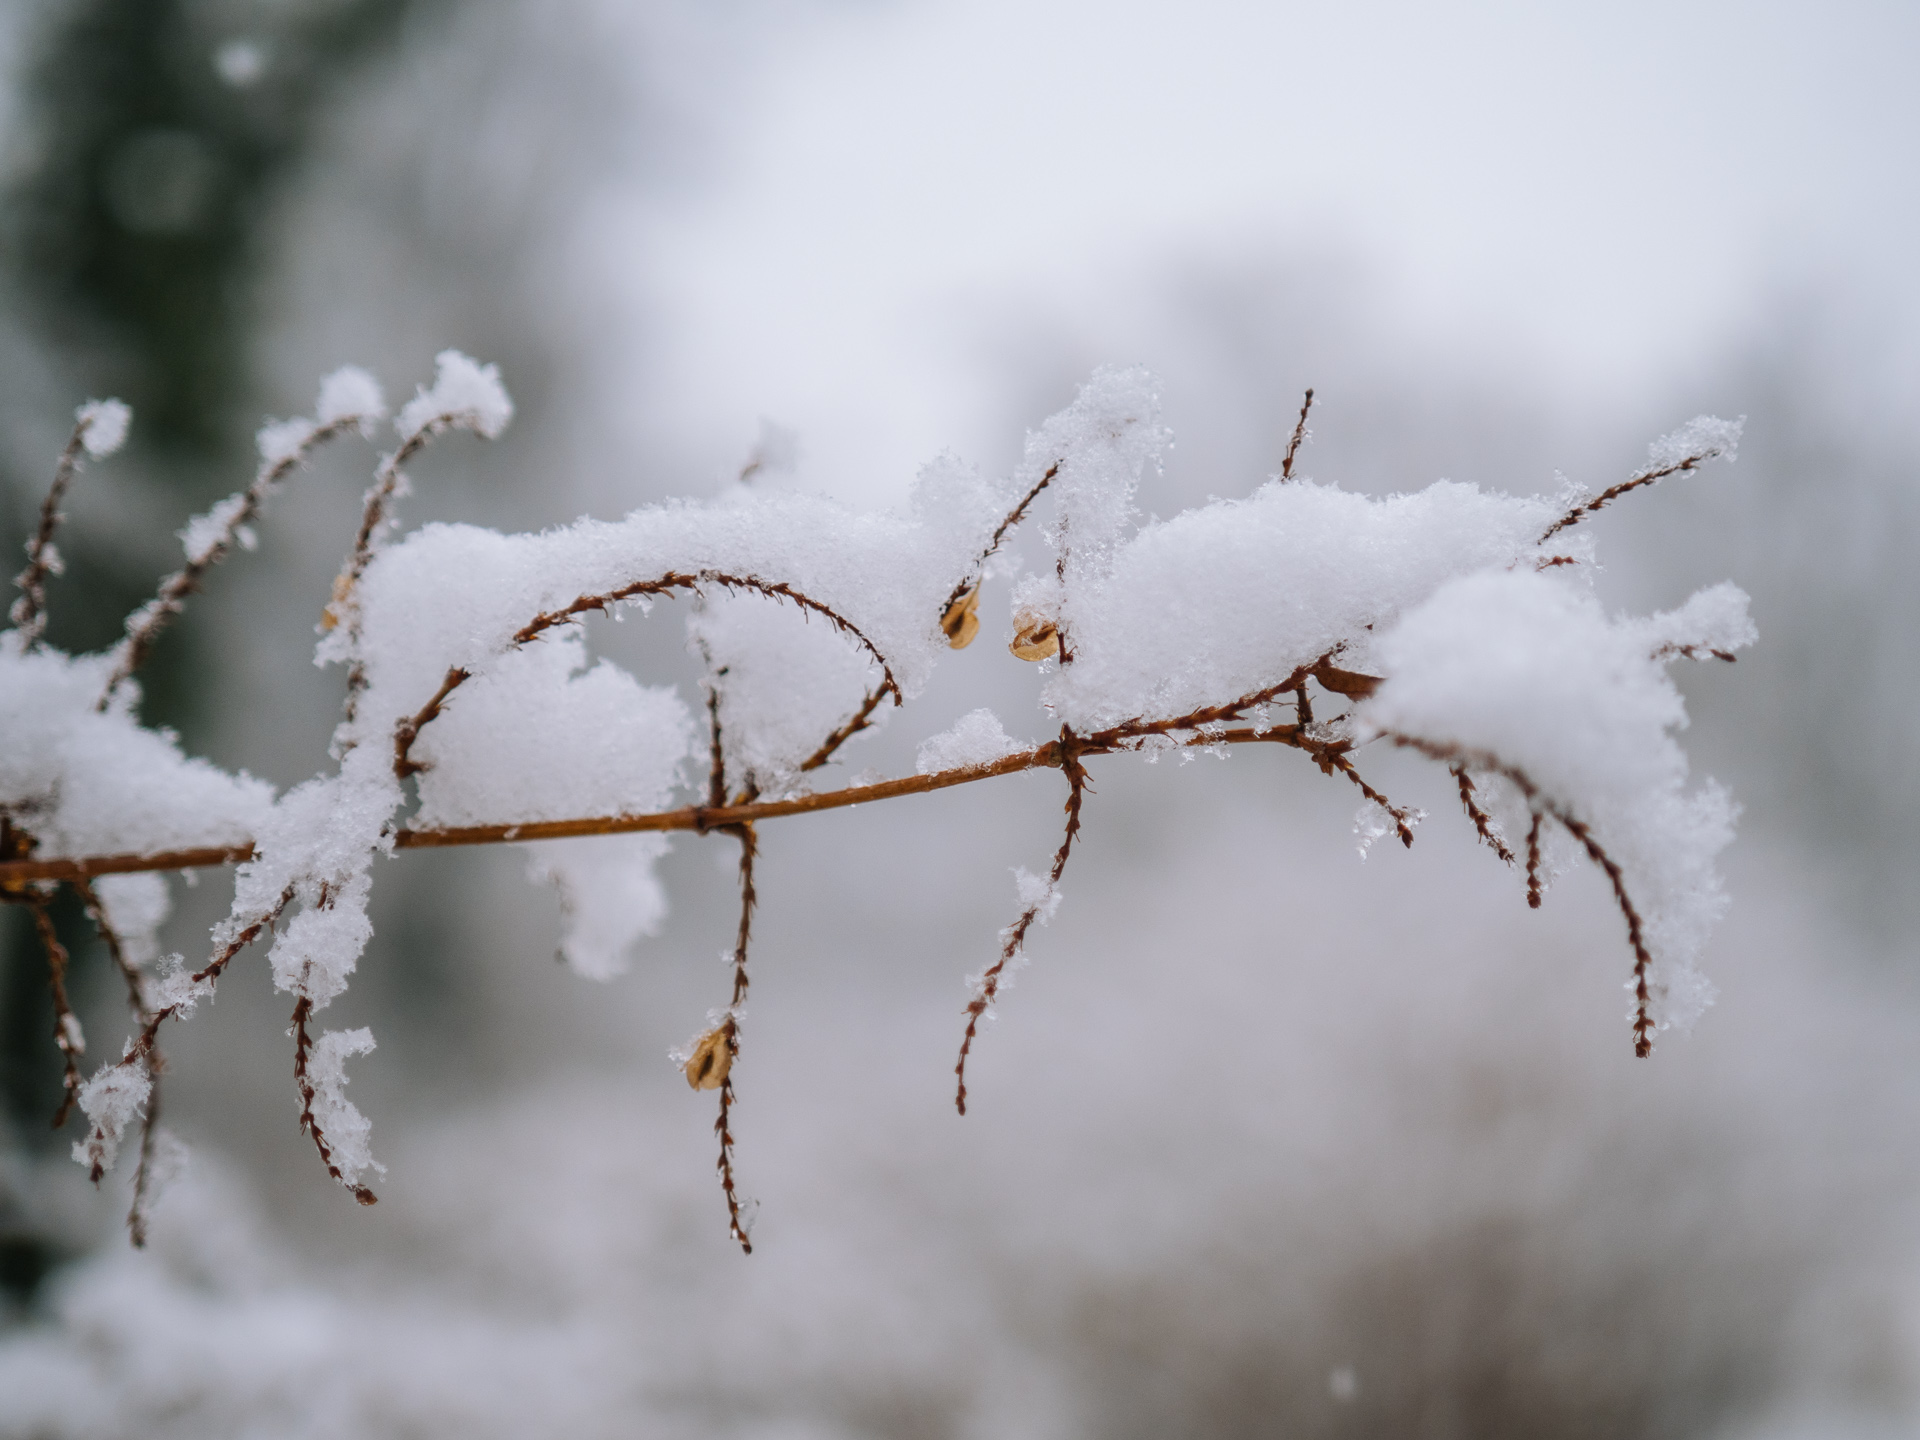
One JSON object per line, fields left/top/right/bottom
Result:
{"left": 306, "top": 1028, "right": 384, "bottom": 1187}
{"left": 72, "top": 1061, "right": 151, "bottom": 1176}
{"left": 1012, "top": 866, "right": 1062, "bottom": 925}
{"left": 1649, "top": 414, "right": 1742, "bottom": 470}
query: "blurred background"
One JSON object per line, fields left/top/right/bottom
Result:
{"left": 2, "top": 1, "right": 1918, "bottom": 1435}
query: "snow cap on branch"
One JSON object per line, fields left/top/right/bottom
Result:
{"left": 316, "top": 365, "right": 388, "bottom": 433}
{"left": 1358, "top": 570, "right": 1747, "bottom": 1031}
{"left": 398, "top": 350, "right": 513, "bottom": 441}
{"left": 1650, "top": 414, "right": 1742, "bottom": 469}
{"left": 76, "top": 399, "right": 131, "bottom": 459}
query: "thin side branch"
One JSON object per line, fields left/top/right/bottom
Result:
{"left": 393, "top": 570, "right": 904, "bottom": 782}
{"left": 9, "top": 419, "right": 91, "bottom": 647}
{"left": 73, "top": 878, "right": 166, "bottom": 1244}
{"left": 956, "top": 726, "right": 1091, "bottom": 1114}
{"left": 1280, "top": 388, "right": 1314, "bottom": 481}
{"left": 1539, "top": 443, "right": 1731, "bottom": 543}
{"left": 705, "top": 680, "right": 729, "bottom": 809}
{"left": 797, "top": 686, "right": 887, "bottom": 774}
{"left": 393, "top": 666, "right": 471, "bottom": 780}
{"left": 713, "top": 823, "right": 758, "bottom": 1252}
{"left": 1652, "top": 642, "right": 1738, "bottom": 664}
{"left": 1387, "top": 733, "right": 1656, "bottom": 1055}
{"left": 1451, "top": 766, "right": 1516, "bottom": 866}
{"left": 27, "top": 898, "right": 83, "bottom": 1127}
{"left": 77, "top": 886, "right": 295, "bottom": 1182}
{"left": 100, "top": 416, "right": 363, "bottom": 704}
{"left": 291, "top": 996, "right": 378, "bottom": 1205}
{"left": 944, "top": 462, "right": 1061, "bottom": 612}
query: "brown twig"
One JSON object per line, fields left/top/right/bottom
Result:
{"left": 390, "top": 570, "right": 901, "bottom": 783}
{"left": 944, "top": 462, "right": 1061, "bottom": 612}
{"left": 335, "top": 407, "right": 503, "bottom": 722}
{"left": 705, "top": 678, "right": 729, "bottom": 809}
{"left": 72, "top": 877, "right": 166, "bottom": 1245}
{"left": 291, "top": 995, "right": 378, "bottom": 1205}
{"left": 1451, "top": 766, "right": 1516, "bottom": 866}
{"left": 2, "top": 721, "right": 1345, "bottom": 886}
{"left": 9, "top": 418, "right": 91, "bottom": 647}
{"left": 956, "top": 726, "right": 1090, "bottom": 1114}
{"left": 72, "top": 877, "right": 148, "bottom": 1015}
{"left": 1387, "top": 733, "right": 1656, "bottom": 1055}
{"left": 714, "top": 822, "right": 757, "bottom": 1252}
{"left": 393, "top": 666, "right": 470, "bottom": 780}
{"left": 1539, "top": 442, "right": 1731, "bottom": 543}
{"left": 100, "top": 416, "right": 364, "bottom": 705}
{"left": 1652, "top": 643, "right": 1737, "bottom": 664}
{"left": 1280, "top": 388, "right": 1314, "bottom": 481}
{"left": 797, "top": 686, "right": 888, "bottom": 774}
{"left": 1094, "top": 656, "right": 1329, "bottom": 746}
{"left": 75, "top": 886, "right": 295, "bottom": 1182}
{"left": 26, "top": 898, "right": 83, "bottom": 1127}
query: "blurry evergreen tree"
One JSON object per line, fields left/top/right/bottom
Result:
{"left": 0, "top": 0, "right": 435, "bottom": 1294}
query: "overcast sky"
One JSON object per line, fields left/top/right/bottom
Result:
{"left": 583, "top": 0, "right": 1919, "bottom": 501}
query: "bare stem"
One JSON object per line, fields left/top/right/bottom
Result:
{"left": 1450, "top": 766, "right": 1516, "bottom": 866}
{"left": 9, "top": 420, "right": 91, "bottom": 647}
{"left": 955, "top": 726, "right": 1091, "bottom": 1114}
{"left": 944, "top": 461, "right": 1061, "bottom": 612}
{"left": 72, "top": 877, "right": 167, "bottom": 1244}
{"left": 292, "top": 995, "right": 378, "bottom": 1205}
{"left": 100, "top": 416, "right": 364, "bottom": 705}
{"left": 27, "top": 898, "right": 83, "bottom": 1127}
{"left": 714, "top": 823, "right": 757, "bottom": 1253}
{"left": 1280, "top": 388, "right": 1314, "bottom": 481}
{"left": 392, "top": 570, "right": 904, "bottom": 782}
{"left": 1539, "top": 442, "right": 1732, "bottom": 544}
{"left": 1387, "top": 733, "right": 1657, "bottom": 1055}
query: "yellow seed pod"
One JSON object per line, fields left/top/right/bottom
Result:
{"left": 319, "top": 571, "right": 354, "bottom": 633}
{"left": 1009, "top": 612, "right": 1060, "bottom": 662}
{"left": 682, "top": 1026, "right": 732, "bottom": 1090}
{"left": 940, "top": 586, "right": 981, "bottom": 649}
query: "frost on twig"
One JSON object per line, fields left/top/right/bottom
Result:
{"left": 101, "top": 367, "right": 386, "bottom": 704}
{"left": 0, "top": 352, "right": 1753, "bottom": 1250}
{"left": 7, "top": 399, "right": 129, "bottom": 651}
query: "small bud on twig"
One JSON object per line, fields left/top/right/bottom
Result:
{"left": 1010, "top": 611, "right": 1060, "bottom": 662}
{"left": 683, "top": 1026, "right": 732, "bottom": 1090}
{"left": 940, "top": 586, "right": 981, "bottom": 649}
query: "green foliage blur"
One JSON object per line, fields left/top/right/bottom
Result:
{"left": 0, "top": 0, "right": 431, "bottom": 1284}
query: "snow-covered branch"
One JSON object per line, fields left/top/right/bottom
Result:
{"left": 0, "top": 355, "right": 1750, "bottom": 1252}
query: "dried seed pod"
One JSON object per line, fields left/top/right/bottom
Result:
{"left": 320, "top": 571, "right": 354, "bottom": 633}
{"left": 940, "top": 586, "right": 981, "bottom": 649}
{"left": 682, "top": 1026, "right": 732, "bottom": 1090}
{"left": 1312, "top": 661, "right": 1382, "bottom": 698}
{"left": 1009, "top": 611, "right": 1060, "bottom": 662}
